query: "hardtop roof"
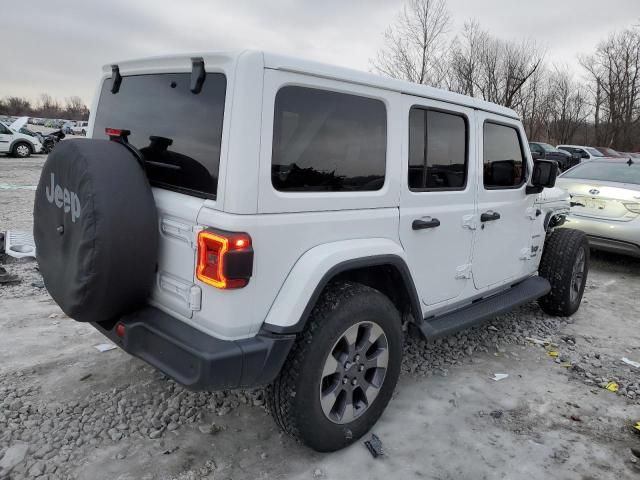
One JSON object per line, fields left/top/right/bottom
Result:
{"left": 103, "top": 49, "right": 520, "bottom": 120}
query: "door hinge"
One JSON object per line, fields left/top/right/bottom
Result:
{"left": 159, "top": 273, "right": 202, "bottom": 311}
{"left": 455, "top": 264, "right": 472, "bottom": 279}
{"left": 462, "top": 215, "right": 477, "bottom": 230}
{"left": 161, "top": 218, "right": 198, "bottom": 249}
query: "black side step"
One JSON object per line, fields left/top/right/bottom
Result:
{"left": 418, "top": 276, "right": 551, "bottom": 339}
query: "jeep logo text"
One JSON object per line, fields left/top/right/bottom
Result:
{"left": 45, "top": 173, "right": 81, "bottom": 223}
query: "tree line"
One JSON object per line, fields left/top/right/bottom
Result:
{"left": 373, "top": 0, "right": 640, "bottom": 151}
{"left": 0, "top": 94, "right": 89, "bottom": 121}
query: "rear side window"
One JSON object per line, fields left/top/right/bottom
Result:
{"left": 93, "top": 73, "right": 226, "bottom": 198}
{"left": 272, "top": 86, "right": 387, "bottom": 192}
{"left": 483, "top": 122, "right": 525, "bottom": 188}
{"left": 409, "top": 108, "right": 467, "bottom": 190}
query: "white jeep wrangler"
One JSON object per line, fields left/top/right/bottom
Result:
{"left": 33, "top": 51, "right": 588, "bottom": 452}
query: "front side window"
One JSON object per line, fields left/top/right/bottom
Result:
{"left": 0, "top": 123, "right": 11, "bottom": 135}
{"left": 483, "top": 122, "right": 525, "bottom": 188}
{"left": 272, "top": 86, "right": 387, "bottom": 192}
{"left": 409, "top": 108, "right": 467, "bottom": 190}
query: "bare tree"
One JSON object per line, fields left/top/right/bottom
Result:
{"left": 2, "top": 97, "right": 32, "bottom": 116}
{"left": 38, "top": 93, "right": 61, "bottom": 118}
{"left": 449, "top": 22, "right": 544, "bottom": 109}
{"left": 65, "top": 96, "right": 89, "bottom": 119}
{"left": 581, "top": 27, "right": 640, "bottom": 149}
{"left": 371, "top": 0, "right": 451, "bottom": 87}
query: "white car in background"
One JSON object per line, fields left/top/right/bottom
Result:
{"left": 71, "top": 121, "right": 89, "bottom": 135}
{"left": 0, "top": 117, "right": 43, "bottom": 158}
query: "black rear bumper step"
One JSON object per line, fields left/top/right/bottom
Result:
{"left": 418, "top": 276, "right": 551, "bottom": 339}
{"left": 93, "top": 307, "right": 295, "bottom": 391}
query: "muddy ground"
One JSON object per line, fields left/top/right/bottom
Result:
{"left": 1, "top": 154, "right": 640, "bottom": 479}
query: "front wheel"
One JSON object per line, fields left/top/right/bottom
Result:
{"left": 538, "top": 228, "right": 589, "bottom": 316}
{"left": 13, "top": 142, "right": 32, "bottom": 158}
{"left": 267, "top": 281, "right": 403, "bottom": 452}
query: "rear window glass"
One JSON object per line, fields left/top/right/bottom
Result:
{"left": 93, "top": 73, "right": 226, "bottom": 198}
{"left": 561, "top": 162, "right": 640, "bottom": 185}
{"left": 272, "top": 86, "right": 387, "bottom": 192}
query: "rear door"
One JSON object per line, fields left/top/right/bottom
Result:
{"left": 472, "top": 113, "right": 536, "bottom": 289}
{"left": 399, "top": 97, "right": 476, "bottom": 306}
{"left": 92, "top": 70, "right": 228, "bottom": 319}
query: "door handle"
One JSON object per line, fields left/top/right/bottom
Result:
{"left": 412, "top": 218, "right": 441, "bottom": 230}
{"left": 480, "top": 211, "right": 501, "bottom": 222}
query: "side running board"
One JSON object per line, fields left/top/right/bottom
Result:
{"left": 418, "top": 276, "right": 551, "bottom": 339}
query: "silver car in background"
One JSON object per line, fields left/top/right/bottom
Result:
{"left": 557, "top": 159, "right": 640, "bottom": 258}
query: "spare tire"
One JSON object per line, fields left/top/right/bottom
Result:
{"left": 34, "top": 139, "right": 158, "bottom": 323}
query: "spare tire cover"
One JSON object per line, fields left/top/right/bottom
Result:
{"left": 34, "top": 139, "right": 158, "bottom": 322}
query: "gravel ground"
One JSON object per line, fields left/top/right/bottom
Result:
{"left": 1, "top": 153, "right": 640, "bottom": 479}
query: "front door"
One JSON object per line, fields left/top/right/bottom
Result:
{"left": 0, "top": 123, "right": 12, "bottom": 153}
{"left": 399, "top": 97, "right": 476, "bottom": 307}
{"left": 472, "top": 113, "right": 536, "bottom": 289}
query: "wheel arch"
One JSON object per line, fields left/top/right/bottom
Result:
{"left": 262, "top": 239, "right": 422, "bottom": 334}
{"left": 10, "top": 138, "right": 34, "bottom": 154}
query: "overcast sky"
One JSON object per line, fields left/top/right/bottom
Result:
{"left": 4, "top": 0, "right": 639, "bottom": 106}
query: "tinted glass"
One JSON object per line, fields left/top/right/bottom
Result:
{"left": 93, "top": 73, "right": 226, "bottom": 198}
{"left": 0, "top": 123, "right": 11, "bottom": 134}
{"left": 561, "top": 162, "right": 640, "bottom": 185}
{"left": 409, "top": 108, "right": 467, "bottom": 189}
{"left": 272, "top": 86, "right": 386, "bottom": 192}
{"left": 483, "top": 123, "right": 525, "bottom": 188}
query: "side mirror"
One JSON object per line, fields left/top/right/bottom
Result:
{"left": 581, "top": 151, "right": 589, "bottom": 159}
{"left": 526, "top": 159, "right": 558, "bottom": 194}
{"left": 530, "top": 150, "right": 543, "bottom": 160}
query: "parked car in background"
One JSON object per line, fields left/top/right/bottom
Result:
{"left": 0, "top": 118, "right": 43, "bottom": 157}
{"left": 71, "top": 121, "right": 89, "bottom": 135}
{"left": 61, "top": 121, "right": 76, "bottom": 135}
{"left": 594, "top": 146, "right": 624, "bottom": 158}
{"left": 557, "top": 159, "right": 640, "bottom": 257}
{"left": 529, "top": 142, "right": 577, "bottom": 171}
{"left": 557, "top": 145, "right": 609, "bottom": 160}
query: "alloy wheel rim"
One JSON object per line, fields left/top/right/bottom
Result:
{"left": 16, "top": 145, "right": 29, "bottom": 157}
{"left": 570, "top": 247, "right": 586, "bottom": 303}
{"left": 319, "top": 321, "right": 389, "bottom": 425}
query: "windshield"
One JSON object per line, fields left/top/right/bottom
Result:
{"left": 93, "top": 72, "right": 226, "bottom": 199}
{"left": 538, "top": 143, "right": 557, "bottom": 153}
{"left": 586, "top": 147, "right": 604, "bottom": 157}
{"left": 561, "top": 161, "right": 640, "bottom": 185}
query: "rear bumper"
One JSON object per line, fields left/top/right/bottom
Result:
{"left": 93, "top": 307, "right": 295, "bottom": 390}
{"left": 562, "top": 215, "right": 640, "bottom": 257}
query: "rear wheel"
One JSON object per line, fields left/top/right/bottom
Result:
{"left": 538, "top": 228, "right": 589, "bottom": 316}
{"left": 267, "top": 281, "right": 403, "bottom": 452}
{"left": 13, "top": 142, "right": 31, "bottom": 158}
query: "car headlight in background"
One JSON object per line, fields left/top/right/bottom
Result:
{"left": 622, "top": 202, "right": 640, "bottom": 214}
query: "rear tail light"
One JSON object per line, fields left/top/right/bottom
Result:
{"left": 623, "top": 202, "right": 640, "bottom": 214}
{"left": 197, "top": 229, "right": 253, "bottom": 289}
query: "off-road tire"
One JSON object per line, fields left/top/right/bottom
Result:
{"left": 538, "top": 228, "right": 589, "bottom": 316}
{"left": 13, "top": 142, "right": 32, "bottom": 158}
{"left": 266, "top": 281, "right": 403, "bottom": 452}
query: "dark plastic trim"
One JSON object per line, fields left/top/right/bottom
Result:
{"left": 263, "top": 254, "right": 423, "bottom": 335}
{"left": 92, "top": 307, "right": 295, "bottom": 391}
{"left": 110, "top": 65, "right": 122, "bottom": 94}
{"left": 419, "top": 276, "right": 550, "bottom": 339}
{"left": 190, "top": 58, "right": 206, "bottom": 94}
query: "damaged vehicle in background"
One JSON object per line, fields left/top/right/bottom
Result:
{"left": 558, "top": 159, "right": 640, "bottom": 258}
{"left": 0, "top": 117, "right": 43, "bottom": 158}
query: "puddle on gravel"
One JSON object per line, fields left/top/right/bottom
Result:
{"left": 0, "top": 183, "right": 37, "bottom": 190}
